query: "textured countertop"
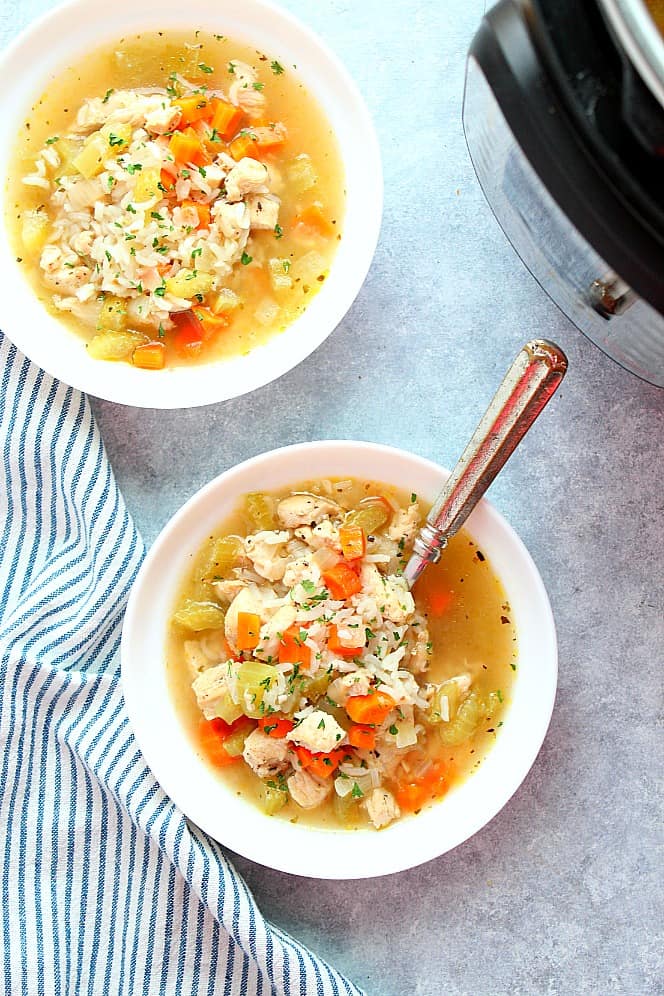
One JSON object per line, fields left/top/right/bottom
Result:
{"left": 4, "top": 1, "right": 663, "bottom": 993}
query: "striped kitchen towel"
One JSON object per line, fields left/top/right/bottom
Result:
{"left": 0, "top": 333, "right": 363, "bottom": 996}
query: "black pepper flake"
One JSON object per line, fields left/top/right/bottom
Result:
{"left": 476, "top": 550, "right": 485, "bottom": 562}
{"left": 500, "top": 615, "right": 510, "bottom": 625}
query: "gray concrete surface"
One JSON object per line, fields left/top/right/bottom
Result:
{"left": 4, "top": 1, "right": 663, "bottom": 993}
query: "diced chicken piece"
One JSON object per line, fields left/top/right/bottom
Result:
{"left": 277, "top": 493, "right": 342, "bottom": 529}
{"left": 327, "top": 671, "right": 372, "bottom": 706}
{"left": 245, "top": 193, "right": 280, "bottom": 231}
{"left": 192, "top": 662, "right": 232, "bottom": 719}
{"left": 286, "top": 710, "right": 346, "bottom": 754}
{"left": 365, "top": 788, "right": 400, "bottom": 830}
{"left": 212, "top": 200, "right": 251, "bottom": 239}
{"left": 144, "top": 102, "right": 182, "bottom": 135}
{"left": 294, "top": 519, "right": 341, "bottom": 551}
{"left": 287, "top": 769, "right": 332, "bottom": 809}
{"left": 408, "top": 622, "right": 431, "bottom": 673}
{"left": 228, "top": 60, "right": 267, "bottom": 118}
{"left": 282, "top": 556, "right": 322, "bottom": 592}
{"left": 332, "top": 616, "right": 364, "bottom": 649}
{"left": 184, "top": 640, "right": 213, "bottom": 680}
{"left": 254, "top": 604, "right": 297, "bottom": 662}
{"left": 225, "top": 586, "right": 264, "bottom": 651}
{"left": 349, "top": 593, "right": 381, "bottom": 626}
{"left": 244, "top": 530, "right": 290, "bottom": 582}
{"left": 242, "top": 729, "right": 290, "bottom": 779}
{"left": 224, "top": 158, "right": 269, "bottom": 202}
{"left": 387, "top": 502, "right": 421, "bottom": 547}
{"left": 212, "top": 578, "right": 248, "bottom": 603}
{"left": 359, "top": 564, "right": 415, "bottom": 625}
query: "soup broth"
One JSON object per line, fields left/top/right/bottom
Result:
{"left": 168, "top": 477, "right": 517, "bottom": 831}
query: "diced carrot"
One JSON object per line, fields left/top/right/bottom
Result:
{"left": 306, "top": 749, "right": 345, "bottom": 780}
{"left": 132, "top": 342, "right": 165, "bottom": 370}
{"left": 346, "top": 690, "right": 396, "bottom": 726}
{"left": 293, "top": 745, "right": 313, "bottom": 769}
{"left": 229, "top": 132, "right": 261, "bottom": 161}
{"left": 236, "top": 611, "right": 261, "bottom": 651}
{"left": 327, "top": 623, "right": 363, "bottom": 659}
{"left": 171, "top": 310, "right": 205, "bottom": 355}
{"left": 169, "top": 127, "right": 209, "bottom": 166}
{"left": 347, "top": 725, "right": 376, "bottom": 750}
{"left": 198, "top": 719, "right": 241, "bottom": 768}
{"left": 248, "top": 123, "right": 287, "bottom": 157}
{"left": 159, "top": 168, "right": 176, "bottom": 193}
{"left": 209, "top": 98, "right": 244, "bottom": 140}
{"left": 279, "top": 624, "right": 311, "bottom": 668}
{"left": 393, "top": 761, "right": 448, "bottom": 813}
{"left": 258, "top": 715, "right": 295, "bottom": 739}
{"left": 293, "top": 203, "right": 336, "bottom": 238}
{"left": 180, "top": 199, "right": 211, "bottom": 229}
{"left": 322, "top": 562, "right": 362, "bottom": 600}
{"left": 192, "top": 306, "right": 231, "bottom": 338}
{"left": 339, "top": 524, "right": 366, "bottom": 561}
{"left": 173, "top": 95, "right": 214, "bottom": 127}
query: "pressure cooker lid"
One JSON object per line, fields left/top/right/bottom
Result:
{"left": 470, "top": 0, "right": 664, "bottom": 313}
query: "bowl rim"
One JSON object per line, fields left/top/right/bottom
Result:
{"left": 121, "top": 440, "right": 558, "bottom": 879}
{"left": 0, "top": 0, "right": 383, "bottom": 408}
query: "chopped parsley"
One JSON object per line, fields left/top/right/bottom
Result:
{"left": 270, "top": 60, "right": 285, "bottom": 75}
{"left": 351, "top": 783, "right": 364, "bottom": 799}
{"left": 252, "top": 81, "right": 265, "bottom": 91}
{"left": 151, "top": 211, "right": 163, "bottom": 220}
{"left": 388, "top": 724, "right": 398, "bottom": 736}
{"left": 227, "top": 61, "right": 236, "bottom": 75}
{"left": 282, "top": 259, "right": 291, "bottom": 273}
{"left": 124, "top": 163, "right": 143, "bottom": 175}
{"left": 241, "top": 251, "right": 253, "bottom": 265}
{"left": 410, "top": 492, "right": 417, "bottom": 503}
{"left": 125, "top": 203, "right": 137, "bottom": 214}
{"left": 317, "top": 718, "right": 326, "bottom": 730}
{"left": 157, "top": 323, "right": 166, "bottom": 339}
{"left": 45, "top": 136, "right": 59, "bottom": 145}
{"left": 198, "top": 165, "right": 207, "bottom": 178}
{"left": 198, "top": 62, "right": 214, "bottom": 74}
{"left": 154, "top": 284, "right": 166, "bottom": 298}
{"left": 102, "top": 88, "right": 114, "bottom": 104}
{"left": 108, "top": 133, "right": 126, "bottom": 148}
{"left": 274, "top": 223, "right": 283, "bottom": 239}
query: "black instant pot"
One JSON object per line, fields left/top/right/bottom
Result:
{"left": 464, "top": 0, "right": 664, "bottom": 386}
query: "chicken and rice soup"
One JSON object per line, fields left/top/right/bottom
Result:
{"left": 168, "top": 478, "right": 517, "bottom": 831}
{"left": 7, "top": 32, "right": 344, "bottom": 369}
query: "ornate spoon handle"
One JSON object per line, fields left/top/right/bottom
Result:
{"left": 403, "top": 339, "right": 568, "bottom": 589}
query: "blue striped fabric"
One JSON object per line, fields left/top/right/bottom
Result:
{"left": 0, "top": 332, "right": 363, "bottom": 996}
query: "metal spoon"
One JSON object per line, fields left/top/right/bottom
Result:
{"left": 403, "top": 339, "right": 568, "bottom": 589}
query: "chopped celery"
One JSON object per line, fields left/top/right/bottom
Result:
{"left": 438, "top": 689, "right": 486, "bottom": 746}
{"left": 427, "top": 678, "right": 469, "bottom": 725}
{"left": 100, "top": 122, "right": 132, "bottom": 150}
{"left": 72, "top": 132, "right": 108, "bottom": 178}
{"left": 173, "top": 599, "right": 225, "bottom": 632}
{"left": 333, "top": 791, "right": 361, "bottom": 827}
{"left": 222, "top": 726, "right": 251, "bottom": 758}
{"left": 236, "top": 661, "right": 279, "bottom": 718}
{"left": 300, "top": 672, "right": 331, "bottom": 703}
{"left": 87, "top": 329, "right": 147, "bottom": 361}
{"left": 245, "top": 492, "right": 275, "bottom": 530}
{"left": 133, "top": 167, "right": 161, "bottom": 202}
{"left": 260, "top": 782, "right": 288, "bottom": 815}
{"left": 286, "top": 154, "right": 318, "bottom": 193}
{"left": 268, "top": 258, "right": 293, "bottom": 292}
{"left": 289, "top": 250, "right": 326, "bottom": 285}
{"left": 211, "top": 687, "right": 244, "bottom": 725}
{"left": 21, "top": 210, "right": 49, "bottom": 254}
{"left": 165, "top": 269, "right": 214, "bottom": 299}
{"left": 202, "top": 535, "right": 243, "bottom": 580}
{"left": 97, "top": 295, "right": 127, "bottom": 333}
{"left": 344, "top": 501, "right": 389, "bottom": 536}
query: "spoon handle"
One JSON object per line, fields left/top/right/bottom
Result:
{"left": 403, "top": 339, "right": 568, "bottom": 589}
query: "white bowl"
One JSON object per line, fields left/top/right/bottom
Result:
{"left": 121, "top": 441, "right": 558, "bottom": 879}
{"left": 0, "top": 0, "right": 382, "bottom": 408}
